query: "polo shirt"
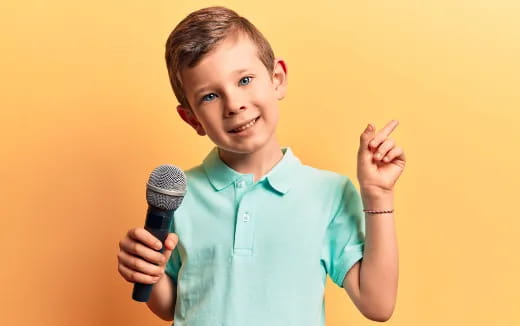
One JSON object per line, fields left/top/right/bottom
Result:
{"left": 165, "top": 147, "right": 366, "bottom": 326}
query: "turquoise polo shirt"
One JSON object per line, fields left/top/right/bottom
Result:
{"left": 165, "top": 147, "right": 366, "bottom": 325}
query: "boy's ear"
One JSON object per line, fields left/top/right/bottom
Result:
{"left": 176, "top": 105, "right": 206, "bottom": 136}
{"left": 272, "top": 58, "right": 288, "bottom": 100}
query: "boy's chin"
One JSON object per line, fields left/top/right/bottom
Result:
{"left": 210, "top": 127, "right": 279, "bottom": 156}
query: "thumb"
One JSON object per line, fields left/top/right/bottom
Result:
{"left": 161, "top": 233, "right": 178, "bottom": 265}
{"left": 360, "top": 123, "right": 376, "bottom": 150}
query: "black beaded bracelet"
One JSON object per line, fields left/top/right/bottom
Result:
{"left": 363, "top": 209, "right": 394, "bottom": 214}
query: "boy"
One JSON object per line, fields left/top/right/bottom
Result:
{"left": 117, "top": 6, "right": 405, "bottom": 325}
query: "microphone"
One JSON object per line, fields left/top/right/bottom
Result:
{"left": 132, "top": 164, "right": 187, "bottom": 302}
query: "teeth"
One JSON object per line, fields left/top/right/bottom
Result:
{"left": 232, "top": 118, "right": 257, "bottom": 132}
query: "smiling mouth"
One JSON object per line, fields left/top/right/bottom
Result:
{"left": 228, "top": 116, "right": 260, "bottom": 133}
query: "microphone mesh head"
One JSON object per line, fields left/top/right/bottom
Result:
{"left": 146, "top": 165, "right": 187, "bottom": 210}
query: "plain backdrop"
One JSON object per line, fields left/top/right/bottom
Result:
{"left": 1, "top": 0, "right": 519, "bottom": 325}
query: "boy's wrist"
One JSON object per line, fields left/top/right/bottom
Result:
{"left": 360, "top": 188, "right": 394, "bottom": 211}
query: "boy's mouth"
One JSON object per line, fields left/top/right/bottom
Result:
{"left": 228, "top": 116, "right": 260, "bottom": 133}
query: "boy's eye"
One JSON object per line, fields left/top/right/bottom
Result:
{"left": 201, "top": 93, "right": 217, "bottom": 102}
{"left": 239, "top": 76, "right": 252, "bottom": 86}
{"left": 199, "top": 77, "right": 252, "bottom": 103}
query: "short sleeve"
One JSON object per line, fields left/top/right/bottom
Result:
{"left": 320, "top": 177, "right": 366, "bottom": 288}
{"left": 165, "top": 246, "right": 181, "bottom": 284}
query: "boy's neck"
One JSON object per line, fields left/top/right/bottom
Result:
{"left": 218, "top": 139, "right": 284, "bottom": 182}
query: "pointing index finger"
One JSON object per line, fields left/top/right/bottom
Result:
{"left": 379, "top": 120, "right": 399, "bottom": 137}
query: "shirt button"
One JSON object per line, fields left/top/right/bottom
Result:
{"left": 242, "top": 212, "right": 250, "bottom": 222}
{"left": 237, "top": 180, "right": 246, "bottom": 188}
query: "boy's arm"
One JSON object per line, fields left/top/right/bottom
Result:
{"left": 343, "top": 190, "right": 398, "bottom": 322}
{"left": 146, "top": 273, "right": 177, "bottom": 321}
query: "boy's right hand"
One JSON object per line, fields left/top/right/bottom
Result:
{"left": 117, "top": 228, "right": 178, "bottom": 284}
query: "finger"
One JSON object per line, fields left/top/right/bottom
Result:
{"left": 161, "top": 233, "right": 179, "bottom": 264}
{"left": 369, "top": 120, "right": 399, "bottom": 150}
{"left": 127, "top": 227, "right": 162, "bottom": 250}
{"left": 373, "top": 138, "right": 395, "bottom": 161}
{"left": 117, "top": 250, "right": 164, "bottom": 277}
{"left": 379, "top": 120, "right": 399, "bottom": 138}
{"left": 360, "top": 123, "right": 376, "bottom": 149}
{"left": 118, "top": 262, "right": 161, "bottom": 284}
{"left": 163, "top": 233, "right": 179, "bottom": 251}
{"left": 119, "top": 237, "right": 165, "bottom": 265}
{"left": 382, "top": 146, "right": 404, "bottom": 163}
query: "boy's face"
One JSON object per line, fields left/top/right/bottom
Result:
{"left": 177, "top": 33, "right": 287, "bottom": 155}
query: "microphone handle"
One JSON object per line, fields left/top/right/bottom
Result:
{"left": 132, "top": 206, "right": 175, "bottom": 302}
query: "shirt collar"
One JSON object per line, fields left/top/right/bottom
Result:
{"left": 202, "top": 147, "right": 301, "bottom": 195}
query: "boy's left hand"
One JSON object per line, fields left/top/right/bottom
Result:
{"left": 357, "top": 120, "right": 406, "bottom": 195}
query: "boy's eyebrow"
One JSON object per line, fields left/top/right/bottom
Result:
{"left": 193, "top": 68, "right": 251, "bottom": 98}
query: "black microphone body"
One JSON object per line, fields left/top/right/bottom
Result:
{"left": 132, "top": 206, "right": 175, "bottom": 302}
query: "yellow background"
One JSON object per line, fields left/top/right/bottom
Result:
{"left": 1, "top": 0, "right": 519, "bottom": 325}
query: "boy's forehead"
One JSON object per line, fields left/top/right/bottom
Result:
{"left": 181, "top": 35, "right": 265, "bottom": 88}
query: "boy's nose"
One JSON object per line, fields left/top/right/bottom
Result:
{"left": 224, "top": 99, "right": 247, "bottom": 117}
{"left": 225, "top": 105, "right": 246, "bottom": 117}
